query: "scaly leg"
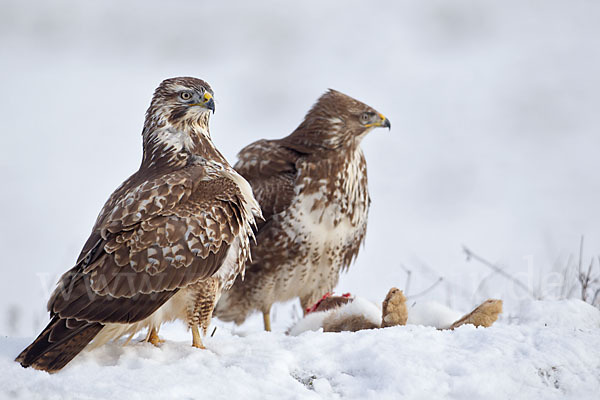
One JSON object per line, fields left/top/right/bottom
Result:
{"left": 191, "top": 324, "right": 205, "bottom": 349}
{"left": 263, "top": 309, "right": 272, "bottom": 332}
{"left": 144, "top": 327, "right": 165, "bottom": 346}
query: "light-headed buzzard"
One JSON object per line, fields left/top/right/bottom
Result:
{"left": 16, "top": 77, "right": 261, "bottom": 372}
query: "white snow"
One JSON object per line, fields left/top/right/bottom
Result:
{"left": 287, "top": 310, "right": 329, "bottom": 336}
{"left": 2, "top": 300, "right": 599, "bottom": 399}
{"left": 406, "top": 301, "right": 463, "bottom": 329}
{"left": 288, "top": 296, "right": 383, "bottom": 336}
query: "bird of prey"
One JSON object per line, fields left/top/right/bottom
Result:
{"left": 214, "top": 89, "right": 390, "bottom": 330}
{"left": 16, "top": 77, "right": 261, "bottom": 372}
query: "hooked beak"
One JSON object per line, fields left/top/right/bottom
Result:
{"left": 379, "top": 113, "right": 391, "bottom": 130}
{"left": 366, "top": 113, "right": 391, "bottom": 130}
{"left": 192, "top": 92, "right": 215, "bottom": 113}
{"left": 204, "top": 92, "right": 215, "bottom": 114}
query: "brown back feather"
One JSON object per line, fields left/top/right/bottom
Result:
{"left": 18, "top": 77, "right": 252, "bottom": 372}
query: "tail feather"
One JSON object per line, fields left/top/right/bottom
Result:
{"left": 16, "top": 316, "right": 103, "bottom": 373}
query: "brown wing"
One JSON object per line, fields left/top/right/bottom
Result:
{"left": 18, "top": 166, "right": 245, "bottom": 372}
{"left": 234, "top": 139, "right": 301, "bottom": 227}
{"left": 48, "top": 168, "right": 244, "bottom": 324}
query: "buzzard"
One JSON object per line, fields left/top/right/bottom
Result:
{"left": 16, "top": 77, "right": 261, "bottom": 372}
{"left": 214, "top": 89, "right": 390, "bottom": 330}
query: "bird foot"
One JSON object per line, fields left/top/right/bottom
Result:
{"left": 263, "top": 311, "right": 272, "bottom": 332}
{"left": 144, "top": 327, "right": 165, "bottom": 347}
{"left": 191, "top": 324, "right": 206, "bottom": 349}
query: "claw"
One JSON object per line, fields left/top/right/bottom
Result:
{"left": 144, "top": 327, "right": 165, "bottom": 347}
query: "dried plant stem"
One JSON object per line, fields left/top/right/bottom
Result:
{"left": 406, "top": 277, "right": 443, "bottom": 300}
{"left": 462, "top": 246, "right": 535, "bottom": 299}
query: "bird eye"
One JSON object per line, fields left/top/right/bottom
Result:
{"left": 360, "top": 113, "right": 372, "bottom": 124}
{"left": 180, "top": 92, "right": 193, "bottom": 101}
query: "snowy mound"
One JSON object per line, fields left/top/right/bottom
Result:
{"left": 406, "top": 300, "right": 463, "bottom": 329}
{"left": 1, "top": 300, "right": 599, "bottom": 399}
{"left": 288, "top": 296, "right": 382, "bottom": 336}
{"left": 515, "top": 299, "right": 600, "bottom": 329}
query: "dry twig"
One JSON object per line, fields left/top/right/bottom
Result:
{"left": 463, "top": 246, "right": 535, "bottom": 298}
{"left": 406, "top": 277, "right": 443, "bottom": 300}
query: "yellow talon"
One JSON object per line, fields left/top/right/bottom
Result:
{"left": 263, "top": 310, "right": 272, "bottom": 332}
{"left": 144, "top": 327, "right": 165, "bottom": 346}
{"left": 191, "top": 324, "right": 206, "bottom": 349}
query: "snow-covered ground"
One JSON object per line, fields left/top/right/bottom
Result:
{"left": 1, "top": 0, "right": 600, "bottom": 398}
{"left": 2, "top": 300, "right": 599, "bottom": 399}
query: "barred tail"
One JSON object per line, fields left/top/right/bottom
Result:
{"left": 15, "top": 316, "right": 103, "bottom": 373}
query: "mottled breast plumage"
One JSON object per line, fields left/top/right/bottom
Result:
{"left": 215, "top": 89, "right": 390, "bottom": 327}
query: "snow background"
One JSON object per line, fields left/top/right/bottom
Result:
{"left": 0, "top": 1, "right": 599, "bottom": 395}
{"left": 1, "top": 299, "right": 599, "bottom": 399}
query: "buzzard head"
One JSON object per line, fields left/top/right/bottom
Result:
{"left": 288, "top": 89, "right": 391, "bottom": 150}
{"left": 142, "top": 77, "right": 219, "bottom": 166}
{"left": 147, "top": 76, "right": 215, "bottom": 126}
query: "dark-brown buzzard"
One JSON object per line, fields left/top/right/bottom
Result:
{"left": 16, "top": 77, "right": 261, "bottom": 372}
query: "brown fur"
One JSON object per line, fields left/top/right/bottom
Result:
{"left": 323, "top": 314, "right": 380, "bottom": 332}
{"left": 381, "top": 288, "right": 408, "bottom": 328}
{"left": 294, "top": 289, "right": 502, "bottom": 334}
{"left": 315, "top": 296, "right": 353, "bottom": 313}
{"left": 447, "top": 299, "right": 503, "bottom": 330}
